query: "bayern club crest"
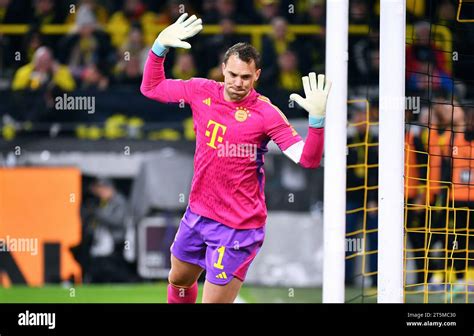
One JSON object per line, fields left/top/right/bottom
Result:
{"left": 235, "top": 107, "right": 251, "bottom": 122}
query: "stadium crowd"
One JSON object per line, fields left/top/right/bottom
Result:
{"left": 0, "top": 0, "right": 471, "bottom": 130}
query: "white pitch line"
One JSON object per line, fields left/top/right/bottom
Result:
{"left": 233, "top": 295, "right": 247, "bottom": 303}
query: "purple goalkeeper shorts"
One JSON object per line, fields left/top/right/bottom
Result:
{"left": 170, "top": 206, "right": 265, "bottom": 285}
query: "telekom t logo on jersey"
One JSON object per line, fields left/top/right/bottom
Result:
{"left": 205, "top": 120, "right": 227, "bottom": 149}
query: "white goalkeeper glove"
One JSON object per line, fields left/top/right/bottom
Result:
{"left": 152, "top": 13, "right": 203, "bottom": 56}
{"left": 289, "top": 72, "right": 332, "bottom": 128}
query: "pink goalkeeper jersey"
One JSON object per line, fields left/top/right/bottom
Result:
{"left": 141, "top": 51, "right": 320, "bottom": 229}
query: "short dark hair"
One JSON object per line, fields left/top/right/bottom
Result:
{"left": 223, "top": 42, "right": 261, "bottom": 69}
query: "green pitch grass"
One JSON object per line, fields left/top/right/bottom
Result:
{"left": 0, "top": 283, "right": 471, "bottom": 303}
{"left": 0, "top": 283, "right": 335, "bottom": 303}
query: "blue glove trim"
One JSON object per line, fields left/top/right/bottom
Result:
{"left": 309, "top": 115, "right": 325, "bottom": 128}
{"left": 151, "top": 41, "right": 168, "bottom": 57}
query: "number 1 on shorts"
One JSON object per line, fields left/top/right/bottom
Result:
{"left": 213, "top": 246, "right": 225, "bottom": 269}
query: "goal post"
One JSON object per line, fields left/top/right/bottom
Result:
{"left": 378, "top": 0, "right": 406, "bottom": 303}
{"left": 322, "top": 0, "right": 349, "bottom": 303}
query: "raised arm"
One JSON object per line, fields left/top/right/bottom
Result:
{"left": 140, "top": 13, "right": 203, "bottom": 103}
{"left": 284, "top": 72, "right": 331, "bottom": 168}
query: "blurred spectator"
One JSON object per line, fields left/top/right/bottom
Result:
{"left": 59, "top": 5, "right": 115, "bottom": 86}
{"left": 28, "top": 0, "right": 65, "bottom": 26}
{"left": 76, "top": 177, "right": 134, "bottom": 283}
{"left": 27, "top": 0, "right": 67, "bottom": 56}
{"left": 207, "top": 51, "right": 225, "bottom": 82}
{"left": 407, "top": 21, "right": 450, "bottom": 76}
{"left": 200, "top": 0, "right": 217, "bottom": 23}
{"left": 349, "top": 27, "right": 379, "bottom": 86}
{"left": 406, "top": 0, "right": 426, "bottom": 23}
{"left": 349, "top": 0, "right": 370, "bottom": 25}
{"left": 405, "top": 119, "right": 428, "bottom": 285}
{"left": 0, "top": 0, "right": 9, "bottom": 21}
{"left": 114, "top": 56, "right": 142, "bottom": 86}
{"left": 156, "top": 0, "right": 195, "bottom": 25}
{"left": 217, "top": 0, "right": 237, "bottom": 18}
{"left": 406, "top": 21, "right": 454, "bottom": 98}
{"left": 201, "top": 18, "right": 247, "bottom": 74}
{"left": 297, "top": 0, "right": 325, "bottom": 25}
{"left": 0, "top": 0, "right": 27, "bottom": 23}
{"left": 19, "top": 26, "right": 52, "bottom": 66}
{"left": 294, "top": 0, "right": 326, "bottom": 74}
{"left": 81, "top": 63, "right": 109, "bottom": 90}
{"left": 444, "top": 105, "right": 474, "bottom": 286}
{"left": 171, "top": 53, "right": 197, "bottom": 80}
{"left": 66, "top": 0, "right": 109, "bottom": 26}
{"left": 108, "top": 0, "right": 158, "bottom": 48}
{"left": 0, "top": 0, "right": 32, "bottom": 75}
{"left": 346, "top": 102, "right": 378, "bottom": 286}
{"left": 267, "top": 16, "right": 297, "bottom": 55}
{"left": 255, "top": 0, "right": 281, "bottom": 24}
{"left": 276, "top": 49, "right": 302, "bottom": 92}
{"left": 406, "top": 48, "right": 453, "bottom": 97}
{"left": 12, "top": 46, "right": 75, "bottom": 91}
{"left": 260, "top": 16, "right": 303, "bottom": 86}
{"left": 2, "top": 0, "right": 58, "bottom": 74}
{"left": 406, "top": 100, "right": 465, "bottom": 286}
{"left": 433, "top": 99, "right": 466, "bottom": 132}
{"left": 114, "top": 25, "right": 148, "bottom": 86}
{"left": 121, "top": 24, "right": 148, "bottom": 66}
{"left": 204, "top": 0, "right": 248, "bottom": 24}
{"left": 88, "top": 178, "right": 128, "bottom": 256}
{"left": 216, "top": 0, "right": 249, "bottom": 24}
{"left": 405, "top": 104, "right": 443, "bottom": 286}
{"left": 11, "top": 46, "right": 75, "bottom": 121}
{"left": 436, "top": 0, "right": 456, "bottom": 27}
{"left": 448, "top": 4, "right": 474, "bottom": 86}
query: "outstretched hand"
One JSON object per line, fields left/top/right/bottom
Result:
{"left": 289, "top": 72, "right": 332, "bottom": 119}
{"left": 156, "top": 13, "right": 203, "bottom": 50}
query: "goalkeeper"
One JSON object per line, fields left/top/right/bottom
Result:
{"left": 141, "top": 13, "right": 331, "bottom": 303}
